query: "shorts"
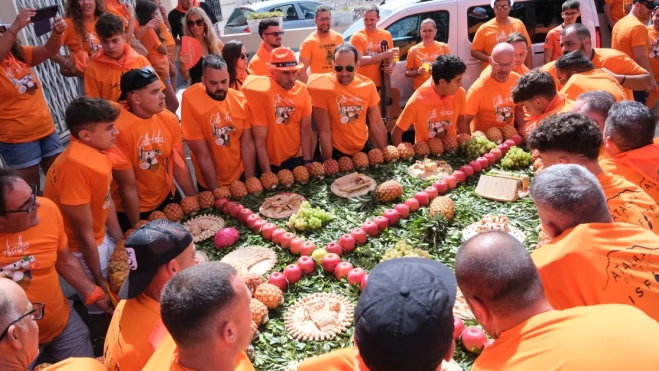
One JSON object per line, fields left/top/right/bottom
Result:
{"left": 72, "top": 234, "right": 115, "bottom": 314}
{"left": 270, "top": 156, "right": 304, "bottom": 173}
{"left": 33, "top": 304, "right": 93, "bottom": 365}
{"left": 633, "top": 90, "right": 647, "bottom": 105}
{"left": 0, "top": 130, "right": 64, "bottom": 169}
{"left": 116, "top": 189, "right": 183, "bottom": 232}
{"left": 331, "top": 142, "right": 372, "bottom": 160}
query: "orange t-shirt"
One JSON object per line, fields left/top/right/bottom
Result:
{"left": 299, "top": 30, "right": 344, "bottom": 75}
{"left": 62, "top": 17, "right": 102, "bottom": 56}
{"left": 591, "top": 48, "right": 646, "bottom": 100}
{"left": 43, "top": 140, "right": 113, "bottom": 252}
{"left": 647, "top": 26, "right": 659, "bottom": 83}
{"left": 532, "top": 223, "right": 659, "bottom": 321}
{"left": 519, "top": 93, "right": 573, "bottom": 135}
{"left": 560, "top": 69, "right": 626, "bottom": 102}
{"left": 606, "top": 0, "right": 629, "bottom": 24}
{"left": 472, "top": 304, "right": 659, "bottom": 371}
{"left": 0, "top": 198, "right": 69, "bottom": 344}
{"left": 612, "top": 15, "right": 650, "bottom": 60}
{"left": 470, "top": 18, "right": 531, "bottom": 70}
{"left": 465, "top": 73, "right": 519, "bottom": 132}
{"left": 0, "top": 46, "right": 55, "bottom": 144}
{"left": 43, "top": 358, "right": 106, "bottom": 370}
{"left": 181, "top": 84, "right": 249, "bottom": 187}
{"left": 600, "top": 143, "right": 659, "bottom": 204}
{"left": 296, "top": 348, "right": 367, "bottom": 371}
{"left": 104, "top": 0, "right": 135, "bottom": 30}
{"left": 142, "top": 334, "right": 255, "bottom": 371}
{"left": 350, "top": 28, "right": 394, "bottom": 87}
{"left": 104, "top": 294, "right": 161, "bottom": 371}
{"left": 109, "top": 106, "right": 183, "bottom": 211}
{"left": 395, "top": 80, "right": 466, "bottom": 141}
{"left": 138, "top": 27, "right": 170, "bottom": 80}
{"left": 544, "top": 24, "right": 564, "bottom": 61}
{"left": 597, "top": 171, "right": 659, "bottom": 234}
{"left": 241, "top": 75, "right": 312, "bottom": 166}
{"left": 160, "top": 22, "right": 176, "bottom": 63}
{"left": 307, "top": 73, "right": 379, "bottom": 155}
{"left": 247, "top": 42, "right": 271, "bottom": 76}
{"left": 405, "top": 42, "right": 450, "bottom": 90}
{"left": 540, "top": 60, "right": 560, "bottom": 88}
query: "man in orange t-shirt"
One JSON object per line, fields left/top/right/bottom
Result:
{"left": 571, "top": 90, "right": 617, "bottom": 161}
{"left": 299, "top": 6, "right": 345, "bottom": 83}
{"left": 530, "top": 164, "right": 659, "bottom": 321}
{"left": 109, "top": 68, "right": 196, "bottom": 231}
{"left": 544, "top": 1, "right": 580, "bottom": 63}
{"left": 555, "top": 51, "right": 626, "bottom": 102}
{"left": 242, "top": 48, "right": 313, "bottom": 173}
{"left": 43, "top": 98, "right": 124, "bottom": 313}
{"left": 143, "top": 262, "right": 255, "bottom": 371}
{"left": 0, "top": 169, "right": 112, "bottom": 364}
{"left": 393, "top": 55, "right": 467, "bottom": 144}
{"left": 308, "top": 44, "right": 387, "bottom": 159}
{"left": 455, "top": 231, "right": 659, "bottom": 371}
{"left": 349, "top": 5, "right": 396, "bottom": 88}
{"left": 478, "top": 32, "right": 530, "bottom": 80}
{"left": 297, "top": 258, "right": 457, "bottom": 371}
{"left": 605, "top": 0, "right": 632, "bottom": 26}
{"left": 528, "top": 112, "right": 659, "bottom": 234}
{"left": 601, "top": 101, "right": 659, "bottom": 203}
{"left": 247, "top": 19, "right": 282, "bottom": 76}
{"left": 465, "top": 43, "right": 523, "bottom": 133}
{"left": 470, "top": 0, "right": 532, "bottom": 70}
{"left": 104, "top": 220, "right": 196, "bottom": 371}
{"left": 181, "top": 55, "right": 255, "bottom": 191}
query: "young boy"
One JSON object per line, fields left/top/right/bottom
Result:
{"left": 85, "top": 13, "right": 160, "bottom": 101}
{"left": 544, "top": 0, "right": 581, "bottom": 63}
{"left": 43, "top": 97, "right": 123, "bottom": 312}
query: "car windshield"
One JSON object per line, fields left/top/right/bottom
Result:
{"left": 342, "top": 9, "right": 392, "bottom": 41}
{"left": 226, "top": 8, "right": 253, "bottom": 27}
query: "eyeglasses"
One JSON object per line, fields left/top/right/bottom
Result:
{"left": 5, "top": 184, "right": 37, "bottom": 214}
{"left": 316, "top": 17, "right": 331, "bottom": 22}
{"left": 187, "top": 19, "right": 205, "bottom": 28}
{"left": 264, "top": 31, "right": 285, "bottom": 37}
{"left": 495, "top": 5, "right": 510, "bottom": 11}
{"left": 334, "top": 65, "right": 355, "bottom": 72}
{"left": 562, "top": 11, "right": 578, "bottom": 16}
{"left": 240, "top": 52, "right": 249, "bottom": 60}
{"left": 0, "top": 303, "right": 44, "bottom": 342}
{"left": 420, "top": 29, "right": 436, "bottom": 33}
{"left": 491, "top": 60, "right": 514, "bottom": 69}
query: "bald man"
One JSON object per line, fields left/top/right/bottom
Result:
{"left": 465, "top": 43, "right": 524, "bottom": 133}
{"left": 456, "top": 231, "right": 659, "bottom": 371}
{"left": 528, "top": 112, "right": 658, "bottom": 234}
{"left": 601, "top": 101, "right": 659, "bottom": 203}
{"left": 530, "top": 164, "right": 659, "bottom": 322}
{"left": 479, "top": 32, "right": 531, "bottom": 78}
{"left": 571, "top": 90, "right": 617, "bottom": 160}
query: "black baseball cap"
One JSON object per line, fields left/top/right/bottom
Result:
{"left": 634, "top": 0, "right": 659, "bottom": 7}
{"left": 118, "top": 219, "right": 193, "bottom": 300}
{"left": 355, "top": 258, "right": 456, "bottom": 371}
{"left": 117, "top": 67, "right": 159, "bottom": 102}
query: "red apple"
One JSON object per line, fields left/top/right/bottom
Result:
{"left": 222, "top": 201, "right": 236, "bottom": 215}
{"left": 394, "top": 204, "right": 410, "bottom": 218}
{"left": 289, "top": 237, "right": 305, "bottom": 254}
{"left": 283, "top": 264, "right": 302, "bottom": 285}
{"left": 261, "top": 223, "right": 277, "bottom": 240}
{"left": 460, "top": 165, "right": 474, "bottom": 178}
{"left": 477, "top": 157, "right": 489, "bottom": 169}
{"left": 510, "top": 134, "right": 523, "bottom": 146}
{"left": 322, "top": 253, "right": 341, "bottom": 272}
{"left": 360, "top": 274, "right": 368, "bottom": 290}
{"left": 362, "top": 221, "right": 379, "bottom": 237}
{"left": 490, "top": 147, "right": 503, "bottom": 161}
{"left": 484, "top": 153, "right": 496, "bottom": 165}
{"left": 238, "top": 208, "right": 253, "bottom": 224}
{"left": 351, "top": 228, "right": 368, "bottom": 244}
{"left": 443, "top": 175, "right": 457, "bottom": 190}
{"left": 339, "top": 234, "right": 356, "bottom": 253}
{"left": 267, "top": 272, "right": 287, "bottom": 291}
{"left": 300, "top": 241, "right": 316, "bottom": 256}
{"left": 414, "top": 192, "right": 430, "bottom": 206}
{"left": 281, "top": 232, "right": 296, "bottom": 249}
{"left": 504, "top": 139, "right": 516, "bottom": 148}
{"left": 433, "top": 180, "right": 449, "bottom": 195}
{"left": 452, "top": 170, "right": 466, "bottom": 183}
{"left": 347, "top": 268, "right": 366, "bottom": 285}
{"left": 246, "top": 214, "right": 261, "bottom": 230}
{"left": 296, "top": 256, "right": 315, "bottom": 275}
{"left": 373, "top": 216, "right": 390, "bottom": 231}
{"left": 424, "top": 186, "right": 438, "bottom": 200}
{"left": 230, "top": 204, "right": 244, "bottom": 219}
{"left": 334, "top": 262, "right": 354, "bottom": 280}
{"left": 215, "top": 198, "right": 228, "bottom": 209}
{"left": 453, "top": 317, "right": 465, "bottom": 340}
{"left": 325, "top": 241, "right": 343, "bottom": 256}
{"left": 497, "top": 143, "right": 510, "bottom": 156}
{"left": 468, "top": 160, "right": 482, "bottom": 173}
{"left": 252, "top": 219, "right": 266, "bottom": 232}
{"left": 461, "top": 326, "right": 488, "bottom": 353}
{"left": 271, "top": 228, "right": 287, "bottom": 244}
{"left": 383, "top": 209, "right": 400, "bottom": 225}
{"left": 405, "top": 198, "right": 420, "bottom": 212}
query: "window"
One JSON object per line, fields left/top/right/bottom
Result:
{"left": 534, "top": 0, "right": 582, "bottom": 43}
{"left": 467, "top": 3, "right": 528, "bottom": 42}
{"left": 299, "top": 2, "right": 319, "bottom": 19}
{"left": 226, "top": 8, "right": 250, "bottom": 27}
{"left": 386, "top": 11, "right": 449, "bottom": 61}
{"left": 270, "top": 4, "right": 298, "bottom": 21}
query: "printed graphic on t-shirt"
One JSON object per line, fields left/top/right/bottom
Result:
{"left": 601, "top": 245, "right": 659, "bottom": 305}
{"left": 336, "top": 94, "right": 365, "bottom": 124}
{"left": 103, "top": 187, "right": 112, "bottom": 209}
{"left": 210, "top": 112, "right": 237, "bottom": 146}
{"left": 137, "top": 132, "right": 164, "bottom": 171}
{"left": 273, "top": 94, "right": 296, "bottom": 125}
{"left": 496, "top": 30, "right": 509, "bottom": 43}
{"left": 426, "top": 108, "right": 452, "bottom": 138}
{"left": 493, "top": 94, "right": 514, "bottom": 123}
{"left": 88, "top": 33, "right": 102, "bottom": 54}
{"left": 366, "top": 41, "right": 385, "bottom": 56}
{"left": 650, "top": 35, "right": 659, "bottom": 58}
{"left": 5, "top": 60, "right": 37, "bottom": 95}
{"left": 0, "top": 254, "right": 38, "bottom": 290}
{"left": 418, "top": 50, "right": 440, "bottom": 64}
{"left": 320, "top": 43, "right": 337, "bottom": 69}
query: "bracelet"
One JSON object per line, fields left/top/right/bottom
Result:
{"left": 84, "top": 286, "right": 106, "bottom": 306}
{"left": 621, "top": 75, "right": 626, "bottom": 85}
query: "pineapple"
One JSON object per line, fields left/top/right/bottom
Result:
{"left": 245, "top": 177, "right": 264, "bottom": 195}
{"left": 485, "top": 127, "right": 503, "bottom": 144}
{"left": 519, "top": 125, "right": 534, "bottom": 144}
{"left": 243, "top": 273, "right": 265, "bottom": 295}
{"left": 456, "top": 133, "right": 471, "bottom": 148}
{"left": 254, "top": 283, "right": 284, "bottom": 309}
{"left": 397, "top": 142, "right": 415, "bottom": 161}
{"left": 180, "top": 196, "right": 200, "bottom": 215}
{"left": 427, "top": 137, "right": 444, "bottom": 156}
{"left": 260, "top": 172, "right": 279, "bottom": 190}
{"left": 230, "top": 181, "right": 248, "bottom": 199}
{"left": 413, "top": 141, "right": 430, "bottom": 158}
{"left": 500, "top": 125, "right": 518, "bottom": 140}
{"left": 375, "top": 181, "right": 403, "bottom": 203}
{"left": 323, "top": 159, "right": 339, "bottom": 177}
{"left": 277, "top": 169, "right": 295, "bottom": 187}
{"left": 308, "top": 162, "right": 325, "bottom": 180}
{"left": 250, "top": 298, "right": 269, "bottom": 324}
{"left": 134, "top": 220, "right": 148, "bottom": 229}
{"left": 352, "top": 152, "right": 369, "bottom": 171}
{"left": 148, "top": 210, "right": 167, "bottom": 221}
{"left": 429, "top": 196, "right": 455, "bottom": 220}
{"left": 383, "top": 145, "right": 400, "bottom": 162}
{"left": 292, "top": 166, "right": 309, "bottom": 184}
{"left": 163, "top": 203, "right": 184, "bottom": 222}
{"left": 368, "top": 149, "right": 384, "bottom": 166}
{"left": 198, "top": 191, "right": 214, "bottom": 209}
{"left": 442, "top": 136, "right": 458, "bottom": 154}
{"left": 472, "top": 131, "right": 487, "bottom": 139}
{"left": 213, "top": 186, "right": 232, "bottom": 199}
{"left": 338, "top": 156, "right": 354, "bottom": 172}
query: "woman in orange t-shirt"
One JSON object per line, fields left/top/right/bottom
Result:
{"left": 222, "top": 40, "right": 253, "bottom": 92}
{"left": 180, "top": 7, "right": 223, "bottom": 85}
{"left": 405, "top": 19, "right": 450, "bottom": 91}
{"left": 0, "top": 10, "right": 66, "bottom": 190}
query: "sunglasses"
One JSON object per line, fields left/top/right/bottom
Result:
{"left": 187, "top": 19, "right": 205, "bottom": 28}
{"left": 495, "top": 5, "right": 510, "bottom": 11}
{"left": 264, "top": 31, "right": 285, "bottom": 37}
{"left": 334, "top": 65, "right": 355, "bottom": 72}
{"left": 240, "top": 52, "right": 249, "bottom": 60}
{"left": 4, "top": 184, "right": 37, "bottom": 214}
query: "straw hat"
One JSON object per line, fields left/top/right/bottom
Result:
{"left": 267, "top": 47, "right": 304, "bottom": 71}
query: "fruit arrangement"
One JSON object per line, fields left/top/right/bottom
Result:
{"left": 287, "top": 201, "right": 334, "bottom": 231}
{"left": 381, "top": 240, "right": 430, "bottom": 261}
{"left": 462, "top": 136, "right": 497, "bottom": 160}
{"left": 501, "top": 146, "right": 532, "bottom": 169}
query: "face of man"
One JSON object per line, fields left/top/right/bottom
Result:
{"left": 363, "top": 10, "right": 379, "bottom": 33}
{"left": 315, "top": 10, "right": 331, "bottom": 34}
{"left": 511, "top": 41, "right": 527, "bottom": 71}
{"left": 333, "top": 51, "right": 358, "bottom": 86}
{"left": 637, "top": 2, "right": 654, "bottom": 22}
{"left": 441, "top": 74, "right": 464, "bottom": 96}
{"left": 202, "top": 66, "right": 230, "bottom": 101}
{"left": 3, "top": 284, "right": 40, "bottom": 367}
{"left": 572, "top": 100, "right": 606, "bottom": 130}
{"left": 271, "top": 69, "right": 297, "bottom": 90}
{"left": 99, "top": 34, "right": 126, "bottom": 60}
{"left": 131, "top": 81, "right": 166, "bottom": 115}
{"left": 180, "top": 0, "right": 192, "bottom": 10}
{"left": 176, "top": 242, "right": 197, "bottom": 271}
{"left": 262, "top": 26, "right": 282, "bottom": 48}
{"left": 561, "top": 7, "right": 580, "bottom": 25}
{"left": 490, "top": 51, "right": 515, "bottom": 82}
{"left": 228, "top": 275, "right": 253, "bottom": 352}
{"left": 493, "top": 0, "right": 511, "bottom": 19}
{"left": 0, "top": 179, "right": 40, "bottom": 234}
{"left": 521, "top": 97, "right": 546, "bottom": 116}
{"left": 555, "top": 68, "right": 572, "bottom": 88}
{"left": 560, "top": 29, "right": 588, "bottom": 54}
{"left": 83, "top": 121, "right": 119, "bottom": 151}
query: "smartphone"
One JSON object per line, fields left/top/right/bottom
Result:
{"left": 32, "top": 5, "right": 58, "bottom": 37}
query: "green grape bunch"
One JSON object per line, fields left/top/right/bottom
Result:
{"left": 462, "top": 136, "right": 497, "bottom": 160}
{"left": 287, "top": 201, "right": 334, "bottom": 231}
{"left": 501, "top": 146, "right": 532, "bottom": 169}
{"left": 381, "top": 241, "right": 431, "bottom": 262}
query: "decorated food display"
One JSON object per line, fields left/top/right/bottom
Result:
{"left": 259, "top": 192, "right": 306, "bottom": 219}
{"left": 182, "top": 215, "right": 225, "bottom": 242}
{"left": 408, "top": 158, "right": 453, "bottom": 180}
{"left": 220, "top": 246, "right": 278, "bottom": 276}
{"left": 463, "top": 214, "right": 525, "bottom": 243}
{"left": 284, "top": 293, "right": 354, "bottom": 341}
{"left": 330, "top": 172, "right": 377, "bottom": 198}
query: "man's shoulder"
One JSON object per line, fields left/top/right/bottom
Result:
{"left": 594, "top": 47, "right": 630, "bottom": 60}
{"left": 241, "top": 75, "right": 270, "bottom": 92}
{"left": 307, "top": 73, "right": 331, "bottom": 89}
{"left": 182, "top": 83, "right": 205, "bottom": 99}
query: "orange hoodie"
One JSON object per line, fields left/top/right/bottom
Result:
{"left": 84, "top": 43, "right": 162, "bottom": 101}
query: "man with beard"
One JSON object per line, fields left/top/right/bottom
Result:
{"left": 299, "top": 6, "right": 344, "bottom": 83}
{"left": 349, "top": 5, "right": 396, "bottom": 89}
{"left": 248, "top": 19, "right": 283, "bottom": 76}
{"left": 181, "top": 55, "right": 255, "bottom": 191}
{"left": 555, "top": 52, "right": 626, "bottom": 102}
{"left": 307, "top": 44, "right": 387, "bottom": 160}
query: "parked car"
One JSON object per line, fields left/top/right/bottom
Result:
{"left": 224, "top": 0, "right": 335, "bottom": 34}
{"left": 342, "top": 0, "right": 606, "bottom": 108}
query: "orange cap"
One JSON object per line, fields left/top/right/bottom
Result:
{"left": 267, "top": 47, "right": 304, "bottom": 71}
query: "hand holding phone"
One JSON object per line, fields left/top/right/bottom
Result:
{"left": 12, "top": 8, "right": 37, "bottom": 31}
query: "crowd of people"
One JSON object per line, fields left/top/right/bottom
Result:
{"left": 1, "top": 0, "right": 659, "bottom": 369}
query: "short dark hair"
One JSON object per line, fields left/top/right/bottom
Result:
{"left": 431, "top": 55, "right": 466, "bottom": 84}
{"left": 95, "top": 13, "right": 125, "bottom": 40}
{"left": 0, "top": 168, "right": 20, "bottom": 216}
{"left": 315, "top": 5, "right": 331, "bottom": 17}
{"left": 202, "top": 54, "right": 228, "bottom": 74}
{"left": 65, "top": 97, "right": 120, "bottom": 139}
{"left": 605, "top": 101, "right": 656, "bottom": 152}
{"left": 562, "top": 23, "right": 590, "bottom": 41}
{"left": 364, "top": 5, "right": 380, "bottom": 17}
{"left": 576, "top": 91, "right": 616, "bottom": 119}
{"left": 555, "top": 51, "right": 593, "bottom": 74}
{"left": 562, "top": 0, "right": 581, "bottom": 12}
{"left": 258, "top": 19, "right": 279, "bottom": 38}
{"left": 161, "top": 262, "right": 238, "bottom": 347}
{"left": 512, "top": 69, "right": 556, "bottom": 103}
{"left": 528, "top": 112, "right": 602, "bottom": 160}
{"left": 506, "top": 31, "right": 528, "bottom": 46}
{"left": 334, "top": 43, "right": 358, "bottom": 64}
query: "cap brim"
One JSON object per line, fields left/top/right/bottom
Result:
{"left": 118, "top": 268, "right": 158, "bottom": 300}
{"left": 267, "top": 62, "right": 304, "bottom": 71}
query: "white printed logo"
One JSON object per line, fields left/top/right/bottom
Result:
{"left": 126, "top": 248, "right": 138, "bottom": 270}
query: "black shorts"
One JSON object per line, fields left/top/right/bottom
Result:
{"left": 270, "top": 156, "right": 304, "bottom": 172}
{"left": 197, "top": 173, "right": 246, "bottom": 192}
{"left": 116, "top": 189, "right": 183, "bottom": 232}
{"left": 331, "top": 142, "right": 373, "bottom": 160}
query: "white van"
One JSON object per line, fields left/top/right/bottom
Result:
{"left": 342, "top": 0, "right": 606, "bottom": 108}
